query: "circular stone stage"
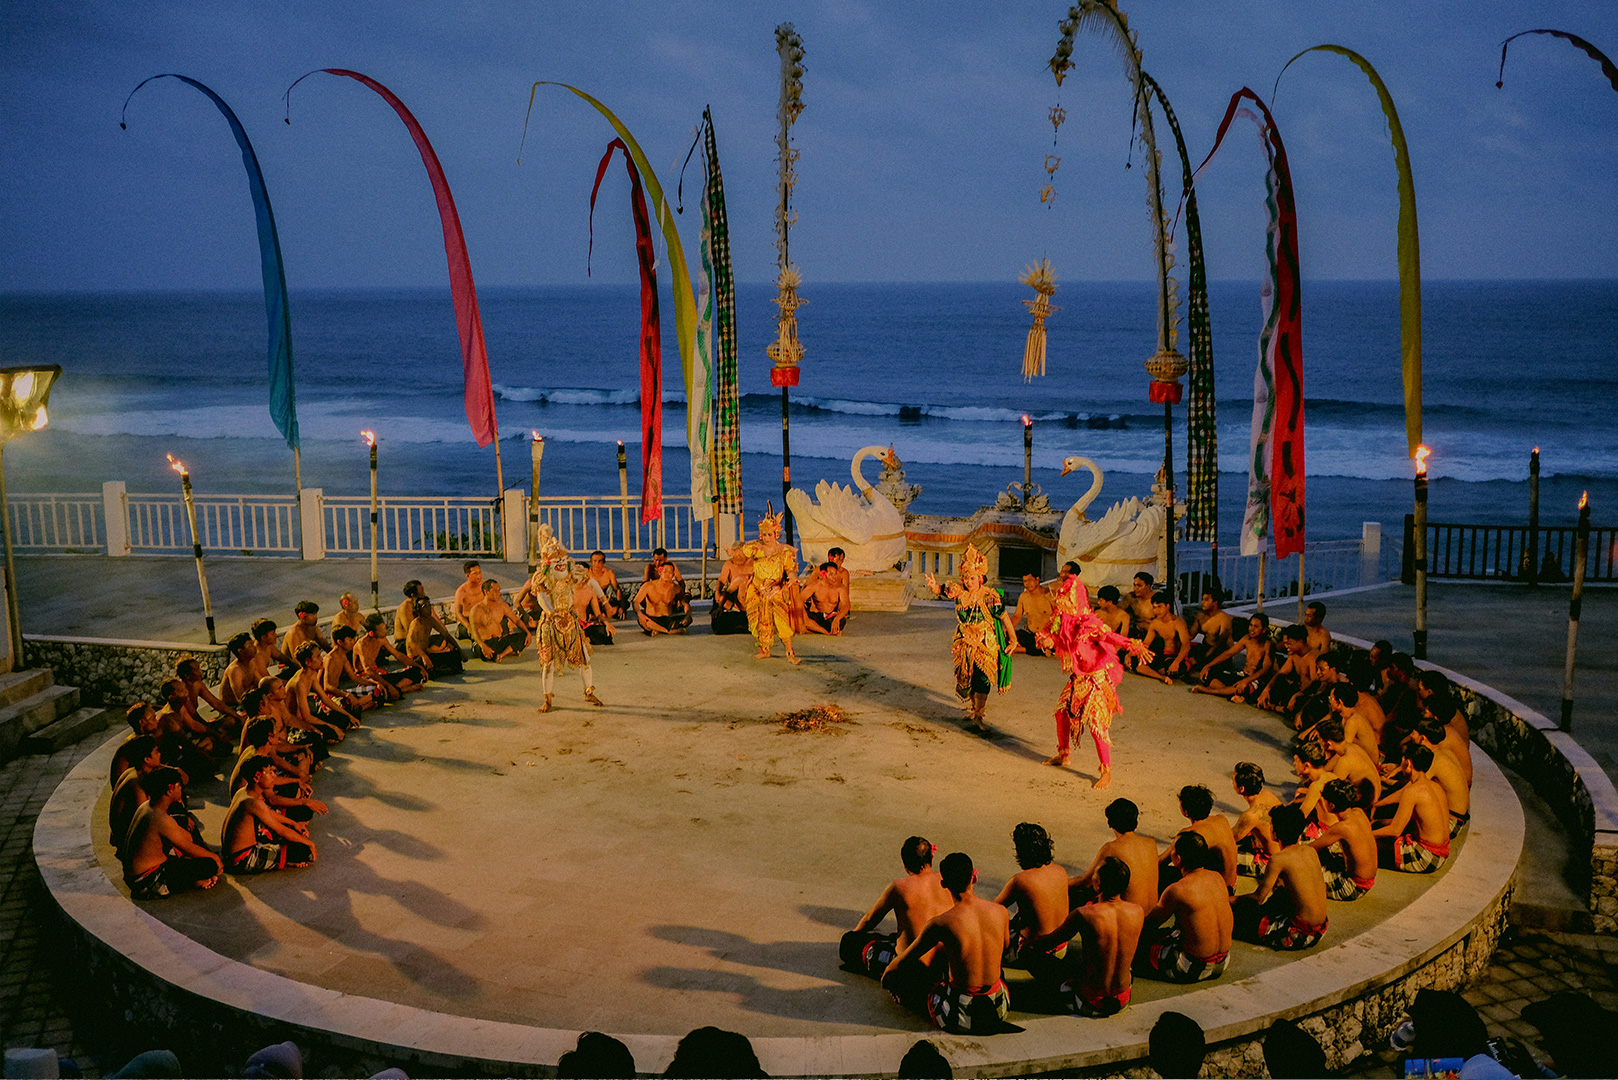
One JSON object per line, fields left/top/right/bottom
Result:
{"left": 37, "top": 605, "right": 1522, "bottom": 1077}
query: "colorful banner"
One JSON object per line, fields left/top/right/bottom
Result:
{"left": 700, "top": 109, "right": 742, "bottom": 516}
{"left": 1142, "top": 72, "right": 1216, "bottom": 543}
{"left": 122, "top": 75, "right": 298, "bottom": 452}
{"left": 589, "top": 140, "right": 663, "bottom": 523}
{"left": 286, "top": 69, "right": 499, "bottom": 447}
{"left": 1278, "top": 46, "right": 1420, "bottom": 458}
{"left": 521, "top": 83, "right": 712, "bottom": 518}
{"left": 1195, "top": 89, "right": 1304, "bottom": 558}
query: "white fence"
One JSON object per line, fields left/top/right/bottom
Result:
{"left": 1177, "top": 536, "right": 1405, "bottom": 603}
{"left": 3, "top": 486, "right": 714, "bottom": 561}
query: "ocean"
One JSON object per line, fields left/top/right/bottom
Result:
{"left": 1, "top": 280, "right": 1614, "bottom": 544}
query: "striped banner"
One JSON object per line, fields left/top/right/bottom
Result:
{"left": 701, "top": 110, "right": 742, "bottom": 516}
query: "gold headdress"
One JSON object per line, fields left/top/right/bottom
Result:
{"left": 535, "top": 523, "right": 569, "bottom": 563}
{"left": 959, "top": 543, "right": 988, "bottom": 580}
{"left": 758, "top": 501, "right": 783, "bottom": 533}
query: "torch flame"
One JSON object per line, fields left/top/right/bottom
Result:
{"left": 1533, "top": 446, "right": 1540, "bottom": 454}
{"left": 166, "top": 453, "right": 187, "bottom": 478}
{"left": 617, "top": 440, "right": 624, "bottom": 447}
{"left": 361, "top": 430, "right": 376, "bottom": 447}
{"left": 1021, "top": 414, "right": 1033, "bottom": 427}
{"left": 1580, "top": 490, "right": 1589, "bottom": 510}
{"left": 30, "top": 405, "right": 48, "bottom": 431}
{"left": 1413, "top": 444, "right": 1431, "bottom": 477}
{"left": 531, "top": 430, "right": 542, "bottom": 442}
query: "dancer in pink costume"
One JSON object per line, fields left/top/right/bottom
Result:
{"left": 1037, "top": 576, "right": 1149, "bottom": 789}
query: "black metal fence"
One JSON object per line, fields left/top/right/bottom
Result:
{"left": 1402, "top": 515, "right": 1618, "bottom": 583}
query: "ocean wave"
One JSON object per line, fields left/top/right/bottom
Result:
{"left": 493, "top": 384, "right": 686, "bottom": 406}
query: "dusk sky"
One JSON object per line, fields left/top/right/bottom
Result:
{"left": 4, "top": 1, "right": 1618, "bottom": 291}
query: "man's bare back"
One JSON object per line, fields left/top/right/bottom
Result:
{"left": 1150, "top": 868, "right": 1233, "bottom": 961}
{"left": 1078, "top": 833, "right": 1158, "bottom": 912}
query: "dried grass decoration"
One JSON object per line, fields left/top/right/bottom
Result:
{"left": 779, "top": 703, "right": 850, "bottom": 733}
{"left": 1019, "top": 259, "right": 1060, "bottom": 382}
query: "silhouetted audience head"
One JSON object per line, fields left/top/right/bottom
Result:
{"left": 1407, "top": 989, "right": 1489, "bottom": 1063}
{"left": 558, "top": 1032, "right": 635, "bottom": 1078}
{"left": 1149, "top": 1011, "right": 1206, "bottom": 1078}
{"left": 1523, "top": 991, "right": 1618, "bottom": 1078}
{"left": 1262, "top": 1018, "right": 1326, "bottom": 1079}
{"left": 663, "top": 1026, "right": 765, "bottom": 1078}
{"left": 896, "top": 1040, "right": 952, "bottom": 1079}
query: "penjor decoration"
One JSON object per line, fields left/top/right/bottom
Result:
{"left": 770, "top": 23, "right": 807, "bottom": 541}
{"left": 588, "top": 139, "right": 663, "bottom": 524}
{"left": 122, "top": 75, "right": 302, "bottom": 492}
{"left": 1019, "top": 260, "right": 1059, "bottom": 382}
{"left": 284, "top": 69, "right": 503, "bottom": 496}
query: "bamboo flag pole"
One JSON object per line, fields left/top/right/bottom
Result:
{"left": 1561, "top": 491, "right": 1591, "bottom": 731}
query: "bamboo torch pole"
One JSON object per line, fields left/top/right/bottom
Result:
{"left": 1413, "top": 444, "right": 1430, "bottom": 661}
{"left": 1561, "top": 491, "right": 1591, "bottom": 731}
{"left": 528, "top": 432, "right": 543, "bottom": 574}
{"left": 363, "top": 431, "right": 378, "bottom": 612}
{"left": 1527, "top": 447, "right": 1541, "bottom": 585}
{"left": 167, "top": 455, "right": 216, "bottom": 645}
{"left": 618, "top": 441, "right": 630, "bottom": 562}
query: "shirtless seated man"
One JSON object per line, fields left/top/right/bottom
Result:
{"left": 826, "top": 548, "right": 853, "bottom": 626}
{"left": 452, "top": 560, "right": 483, "bottom": 640}
{"left": 288, "top": 642, "right": 359, "bottom": 739}
{"left": 883, "top": 852, "right": 1015, "bottom": 1035}
{"left": 1232, "top": 762, "right": 1281, "bottom": 878}
{"left": 406, "top": 592, "right": 466, "bottom": 676}
{"left": 249, "top": 618, "right": 291, "bottom": 681}
{"left": 1192, "top": 613, "right": 1274, "bottom": 701}
{"left": 1310, "top": 779, "right": 1378, "bottom": 900}
{"left": 586, "top": 551, "right": 627, "bottom": 619}
{"left": 283, "top": 600, "right": 331, "bottom": 660}
{"left": 635, "top": 563, "right": 692, "bottom": 635}
{"left": 1140, "top": 832, "right": 1234, "bottom": 983}
{"left": 801, "top": 563, "right": 847, "bottom": 635}
{"left": 121, "top": 766, "right": 222, "bottom": 900}
{"left": 713, "top": 545, "right": 752, "bottom": 613}
{"left": 842, "top": 835, "right": 953, "bottom": 990}
{"left": 1187, "top": 590, "right": 1235, "bottom": 669}
{"left": 1316, "top": 716, "right": 1381, "bottom": 811}
{"left": 1009, "top": 573, "right": 1055, "bottom": 655}
{"left": 1134, "top": 593, "right": 1192, "bottom": 682}
{"left": 175, "top": 656, "right": 241, "bottom": 742}
{"left": 1027, "top": 856, "right": 1143, "bottom": 1017}
{"left": 1256, "top": 625, "right": 1318, "bottom": 718}
{"left": 992, "top": 823, "right": 1071, "bottom": 986}
{"left": 220, "top": 632, "right": 259, "bottom": 709}
{"left": 1070, "top": 798, "right": 1159, "bottom": 913}
{"left": 108, "top": 736, "right": 205, "bottom": 859}
{"left": 230, "top": 719, "right": 327, "bottom": 823}
{"left": 470, "top": 580, "right": 529, "bottom": 662}
{"left": 356, "top": 615, "right": 425, "bottom": 693}
{"left": 334, "top": 591, "right": 366, "bottom": 637}
{"left": 1159, "top": 784, "right": 1238, "bottom": 895}
{"left": 324, "top": 625, "right": 391, "bottom": 705}
{"left": 1373, "top": 744, "right": 1452, "bottom": 874}
{"left": 1388, "top": 718, "right": 1469, "bottom": 836}
{"left": 1094, "top": 585, "right": 1131, "bottom": 640}
{"left": 111, "top": 703, "right": 170, "bottom": 787}
{"left": 222, "top": 755, "right": 317, "bottom": 875}
{"left": 570, "top": 565, "right": 615, "bottom": 646}
{"left": 1233, "top": 804, "right": 1329, "bottom": 950}
{"left": 644, "top": 547, "right": 685, "bottom": 589}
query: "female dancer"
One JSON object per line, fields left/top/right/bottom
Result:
{"left": 737, "top": 505, "right": 801, "bottom": 664}
{"left": 1037, "top": 575, "right": 1147, "bottom": 788}
{"left": 926, "top": 544, "right": 1016, "bottom": 733}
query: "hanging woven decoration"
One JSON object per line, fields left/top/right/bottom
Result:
{"left": 1019, "top": 259, "right": 1059, "bottom": 381}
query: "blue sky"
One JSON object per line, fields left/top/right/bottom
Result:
{"left": 3, "top": 1, "right": 1617, "bottom": 290}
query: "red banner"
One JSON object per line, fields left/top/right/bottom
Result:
{"left": 590, "top": 139, "right": 662, "bottom": 522}
{"left": 292, "top": 69, "right": 499, "bottom": 447}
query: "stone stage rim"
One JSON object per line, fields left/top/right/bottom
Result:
{"left": 35, "top": 607, "right": 1522, "bottom": 1077}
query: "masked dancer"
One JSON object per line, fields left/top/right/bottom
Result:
{"left": 737, "top": 504, "right": 801, "bottom": 665}
{"left": 529, "top": 527, "right": 604, "bottom": 713}
{"left": 1037, "top": 575, "right": 1147, "bottom": 788}
{"left": 926, "top": 544, "right": 1015, "bottom": 733}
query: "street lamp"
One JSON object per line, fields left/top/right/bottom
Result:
{"left": 0, "top": 365, "right": 63, "bottom": 669}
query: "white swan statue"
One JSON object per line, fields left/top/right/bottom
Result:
{"left": 787, "top": 445, "right": 909, "bottom": 573}
{"left": 1056, "top": 456, "right": 1166, "bottom": 590}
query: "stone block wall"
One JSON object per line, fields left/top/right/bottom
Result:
{"left": 23, "top": 636, "right": 227, "bottom": 709}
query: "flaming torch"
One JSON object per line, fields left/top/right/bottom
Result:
{"left": 617, "top": 440, "right": 630, "bottom": 561}
{"left": 1413, "top": 444, "right": 1431, "bottom": 660}
{"left": 1527, "top": 447, "right": 1541, "bottom": 584}
{"left": 1562, "top": 491, "right": 1591, "bottom": 730}
{"left": 167, "top": 454, "right": 215, "bottom": 645}
{"left": 1022, "top": 414, "right": 1034, "bottom": 506}
{"left": 528, "top": 432, "right": 544, "bottom": 574}
{"left": 363, "top": 431, "right": 378, "bottom": 612}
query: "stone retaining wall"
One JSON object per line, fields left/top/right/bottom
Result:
{"left": 22, "top": 635, "right": 227, "bottom": 708}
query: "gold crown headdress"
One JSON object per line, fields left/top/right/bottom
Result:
{"left": 959, "top": 543, "right": 987, "bottom": 579}
{"left": 758, "top": 501, "right": 783, "bottom": 532}
{"left": 535, "top": 523, "right": 568, "bottom": 563}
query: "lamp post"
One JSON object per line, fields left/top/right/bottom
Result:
{"left": 0, "top": 365, "right": 62, "bottom": 670}
{"left": 528, "top": 432, "right": 544, "bottom": 574}
{"left": 166, "top": 454, "right": 216, "bottom": 645}
{"left": 617, "top": 441, "right": 631, "bottom": 561}
{"left": 363, "top": 430, "right": 378, "bottom": 612}
{"left": 1561, "top": 491, "right": 1591, "bottom": 731}
{"left": 1413, "top": 444, "right": 1430, "bottom": 660}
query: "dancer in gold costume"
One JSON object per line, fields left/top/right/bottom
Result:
{"left": 926, "top": 544, "right": 1016, "bottom": 733}
{"left": 736, "top": 505, "right": 801, "bottom": 665}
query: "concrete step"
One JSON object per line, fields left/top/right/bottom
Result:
{"left": 0, "top": 668, "right": 54, "bottom": 710}
{"left": 1503, "top": 766, "right": 1595, "bottom": 933}
{"left": 20, "top": 706, "right": 117, "bottom": 756}
{"left": 0, "top": 684, "right": 81, "bottom": 764}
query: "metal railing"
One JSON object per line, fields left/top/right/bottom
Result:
{"left": 1178, "top": 538, "right": 1404, "bottom": 603}
{"left": 532, "top": 495, "right": 708, "bottom": 559}
{"left": 323, "top": 495, "right": 501, "bottom": 558}
{"left": 125, "top": 493, "right": 301, "bottom": 554}
{"left": 1402, "top": 516, "right": 1618, "bottom": 583}
{"left": 4, "top": 494, "right": 105, "bottom": 552}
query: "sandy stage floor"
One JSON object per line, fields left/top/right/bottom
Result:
{"left": 91, "top": 606, "right": 1460, "bottom": 1038}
